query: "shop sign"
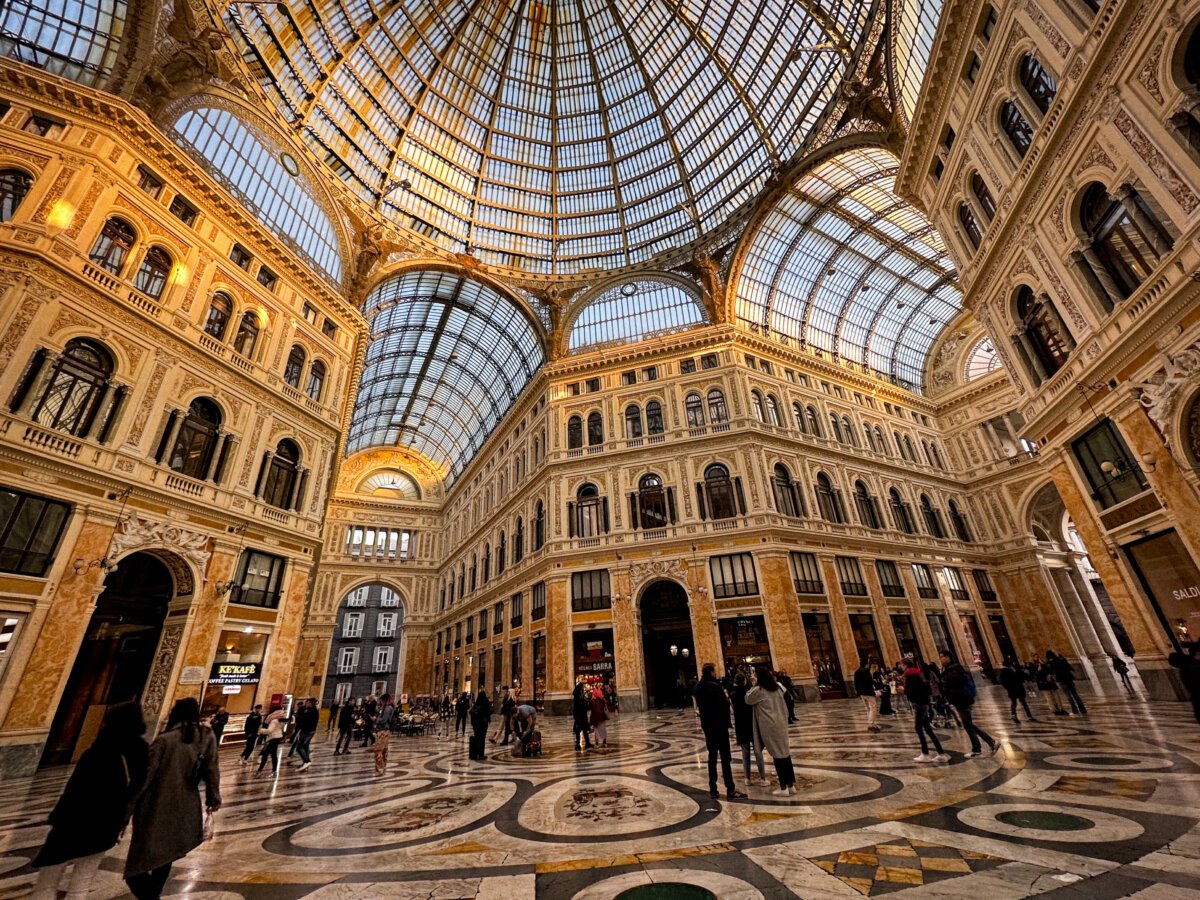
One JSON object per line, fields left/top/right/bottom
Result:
{"left": 222, "top": 685, "right": 242, "bottom": 694}
{"left": 576, "top": 659, "right": 614, "bottom": 673}
{"left": 209, "top": 661, "right": 262, "bottom": 685}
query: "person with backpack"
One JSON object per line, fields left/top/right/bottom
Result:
{"left": 1048, "top": 650, "right": 1087, "bottom": 715}
{"left": 941, "top": 653, "right": 998, "bottom": 757}
{"left": 999, "top": 658, "right": 1036, "bottom": 723}
{"left": 903, "top": 656, "right": 948, "bottom": 763}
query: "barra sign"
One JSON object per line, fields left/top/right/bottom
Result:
{"left": 209, "top": 661, "right": 262, "bottom": 686}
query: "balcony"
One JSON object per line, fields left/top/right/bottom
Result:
{"left": 793, "top": 579, "right": 824, "bottom": 595}
{"left": 20, "top": 424, "right": 81, "bottom": 459}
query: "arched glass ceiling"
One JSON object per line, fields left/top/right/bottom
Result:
{"left": 173, "top": 106, "right": 344, "bottom": 284}
{"left": 347, "top": 270, "right": 544, "bottom": 484}
{"left": 225, "top": 0, "right": 872, "bottom": 275}
{"left": 360, "top": 468, "right": 423, "bottom": 499}
{"left": 894, "top": 0, "right": 945, "bottom": 124}
{"left": 568, "top": 279, "right": 708, "bottom": 353}
{"left": 0, "top": 0, "right": 125, "bottom": 87}
{"left": 963, "top": 336, "right": 1001, "bottom": 382}
{"left": 736, "top": 147, "right": 961, "bottom": 391}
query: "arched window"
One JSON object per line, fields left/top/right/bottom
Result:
{"left": 807, "top": 405, "right": 823, "bottom": 437}
{"left": 894, "top": 431, "right": 906, "bottom": 459}
{"left": 646, "top": 400, "right": 664, "bottom": 435}
{"left": 306, "top": 360, "right": 326, "bottom": 401}
{"left": 843, "top": 415, "right": 858, "bottom": 447}
{"left": 830, "top": 412, "right": 844, "bottom": 443}
{"left": 567, "top": 415, "right": 583, "bottom": 449}
{"left": 920, "top": 494, "right": 947, "bottom": 538}
{"left": 903, "top": 435, "right": 917, "bottom": 462}
{"left": 929, "top": 442, "right": 944, "bottom": 469}
{"left": 469, "top": 554, "right": 478, "bottom": 592}
{"left": 703, "top": 463, "right": 739, "bottom": 520}
{"left": 636, "top": 473, "right": 671, "bottom": 529}
{"left": 89, "top": 217, "right": 136, "bottom": 274}
{"left": 204, "top": 292, "right": 233, "bottom": 340}
{"left": 1016, "top": 286, "right": 1070, "bottom": 378}
{"left": 949, "top": 500, "right": 973, "bottom": 542}
{"left": 766, "top": 394, "right": 783, "bottom": 426}
{"left": 497, "top": 531, "right": 507, "bottom": 573}
{"left": 233, "top": 312, "right": 260, "bottom": 358}
{"left": 533, "top": 501, "right": 545, "bottom": 550}
{"left": 262, "top": 439, "right": 301, "bottom": 510}
{"left": 483, "top": 543, "right": 491, "bottom": 582}
{"left": 514, "top": 517, "right": 525, "bottom": 563}
{"left": 284, "top": 345, "right": 306, "bottom": 388}
{"left": 624, "top": 404, "right": 643, "bottom": 439}
{"left": 890, "top": 488, "right": 915, "bottom": 533}
{"left": 771, "top": 463, "right": 804, "bottom": 518}
{"left": 168, "top": 397, "right": 222, "bottom": 479}
{"left": 874, "top": 426, "right": 888, "bottom": 454}
{"left": 959, "top": 202, "right": 983, "bottom": 250}
{"left": 1018, "top": 54, "right": 1057, "bottom": 114}
{"left": 793, "top": 402, "right": 808, "bottom": 433}
{"left": 0, "top": 169, "right": 33, "bottom": 221}
{"left": 571, "top": 483, "right": 607, "bottom": 537}
{"left": 751, "top": 390, "right": 766, "bottom": 422}
{"left": 864, "top": 423, "right": 876, "bottom": 451}
{"left": 1080, "top": 183, "right": 1165, "bottom": 300}
{"left": 133, "top": 247, "right": 172, "bottom": 299}
{"left": 707, "top": 389, "right": 729, "bottom": 424}
{"left": 999, "top": 100, "right": 1034, "bottom": 157}
{"left": 971, "top": 173, "right": 996, "bottom": 220}
{"left": 31, "top": 338, "right": 113, "bottom": 437}
{"left": 854, "top": 480, "right": 881, "bottom": 529}
{"left": 815, "top": 472, "right": 845, "bottom": 523}
{"left": 587, "top": 411, "right": 604, "bottom": 446}
{"left": 685, "top": 393, "right": 705, "bottom": 428}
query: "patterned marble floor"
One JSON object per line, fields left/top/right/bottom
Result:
{"left": 3, "top": 687, "right": 1200, "bottom": 899}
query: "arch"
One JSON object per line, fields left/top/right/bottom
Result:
{"left": 586, "top": 410, "right": 604, "bottom": 446}
{"left": 261, "top": 438, "right": 301, "bottom": 509}
{"left": 707, "top": 389, "right": 729, "bottom": 424}
{"left": 624, "top": 404, "right": 643, "bottom": 439}
{"left": 88, "top": 216, "right": 136, "bottom": 275}
{"left": 1015, "top": 284, "right": 1070, "bottom": 379}
{"left": 324, "top": 581, "right": 408, "bottom": 707}
{"left": 815, "top": 471, "right": 843, "bottom": 522}
{"left": 283, "top": 344, "right": 306, "bottom": 388}
{"left": 733, "top": 147, "right": 962, "bottom": 391}
{"left": 566, "top": 277, "right": 709, "bottom": 353}
{"left": 133, "top": 246, "right": 172, "bottom": 299}
{"left": 1079, "top": 181, "right": 1165, "bottom": 300}
{"left": 347, "top": 270, "right": 546, "bottom": 484}
{"left": 999, "top": 100, "right": 1034, "bottom": 157}
{"left": 306, "top": 359, "right": 327, "bottom": 401}
{"left": 0, "top": 168, "right": 33, "bottom": 222}
{"left": 204, "top": 292, "right": 234, "bottom": 341}
{"left": 232, "top": 311, "right": 260, "bottom": 358}
{"left": 1017, "top": 53, "right": 1057, "bottom": 115}
{"left": 357, "top": 468, "right": 423, "bottom": 499}
{"left": 970, "top": 172, "right": 997, "bottom": 221}
{"left": 853, "top": 479, "right": 881, "bottom": 528}
{"left": 703, "top": 463, "right": 738, "bottom": 520}
{"left": 771, "top": 462, "right": 803, "bottom": 517}
{"left": 751, "top": 389, "right": 767, "bottom": 422}
{"left": 685, "top": 393, "right": 705, "bottom": 428}
{"left": 645, "top": 399, "right": 665, "bottom": 435}
{"left": 766, "top": 394, "right": 783, "bottom": 427}
{"left": 958, "top": 202, "right": 983, "bottom": 250}
{"left": 638, "top": 578, "right": 697, "bottom": 709}
{"left": 964, "top": 336, "right": 1001, "bottom": 381}
{"left": 167, "top": 397, "right": 222, "bottom": 479}
{"left": 567, "top": 415, "right": 583, "bottom": 449}
{"left": 30, "top": 337, "right": 115, "bottom": 436}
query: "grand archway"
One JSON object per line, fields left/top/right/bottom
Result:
{"left": 42, "top": 551, "right": 173, "bottom": 765}
{"left": 640, "top": 580, "right": 697, "bottom": 709}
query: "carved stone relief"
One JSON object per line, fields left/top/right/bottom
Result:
{"left": 110, "top": 512, "right": 211, "bottom": 582}
{"left": 628, "top": 558, "right": 690, "bottom": 597}
{"left": 1113, "top": 107, "right": 1200, "bottom": 214}
{"left": 142, "top": 623, "right": 184, "bottom": 724}
{"left": 1135, "top": 342, "right": 1200, "bottom": 446}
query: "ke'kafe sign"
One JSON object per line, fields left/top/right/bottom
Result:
{"left": 209, "top": 661, "right": 262, "bottom": 686}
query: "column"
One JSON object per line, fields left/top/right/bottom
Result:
{"left": 818, "top": 556, "right": 859, "bottom": 687}
{"left": 611, "top": 568, "right": 645, "bottom": 712}
{"left": 861, "top": 562, "right": 902, "bottom": 664}
{"left": 1079, "top": 245, "right": 1125, "bottom": 307}
{"left": 686, "top": 564, "right": 721, "bottom": 675}
{"left": 172, "top": 545, "right": 239, "bottom": 704}
{"left": 756, "top": 552, "right": 816, "bottom": 691}
{"left": 155, "top": 408, "right": 185, "bottom": 465}
{"left": 1009, "top": 333, "right": 1044, "bottom": 383}
{"left": 543, "top": 574, "right": 572, "bottom": 714}
{"left": 981, "top": 419, "right": 1003, "bottom": 458}
{"left": 1069, "top": 249, "right": 1115, "bottom": 313}
{"left": 203, "top": 430, "right": 225, "bottom": 481}
{"left": 16, "top": 350, "right": 59, "bottom": 417}
{"left": 1040, "top": 294, "right": 1077, "bottom": 352}
{"left": 1116, "top": 184, "right": 1171, "bottom": 255}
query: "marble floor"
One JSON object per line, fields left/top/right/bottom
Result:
{"left": 3, "top": 688, "right": 1200, "bottom": 899}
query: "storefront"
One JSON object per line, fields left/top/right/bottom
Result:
{"left": 1124, "top": 529, "right": 1200, "bottom": 651}
{"left": 202, "top": 629, "right": 268, "bottom": 716}
{"left": 890, "top": 613, "right": 921, "bottom": 661}
{"left": 926, "top": 613, "right": 957, "bottom": 661}
{"left": 802, "top": 612, "right": 846, "bottom": 698}
{"left": 532, "top": 634, "right": 546, "bottom": 707}
{"left": 989, "top": 615, "right": 1016, "bottom": 662}
{"left": 573, "top": 628, "right": 615, "bottom": 691}
{"left": 959, "top": 614, "right": 993, "bottom": 671}
{"left": 719, "top": 615, "right": 772, "bottom": 673}
{"left": 849, "top": 613, "right": 884, "bottom": 668}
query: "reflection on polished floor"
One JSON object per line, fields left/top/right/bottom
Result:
{"left": 2, "top": 689, "right": 1200, "bottom": 899}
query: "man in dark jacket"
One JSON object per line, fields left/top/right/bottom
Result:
{"left": 496, "top": 686, "right": 516, "bottom": 745}
{"left": 239, "top": 704, "right": 263, "bottom": 764}
{"left": 999, "top": 659, "right": 1035, "bottom": 723}
{"left": 904, "top": 658, "right": 947, "bottom": 763}
{"left": 455, "top": 692, "right": 470, "bottom": 737}
{"left": 941, "top": 653, "right": 998, "bottom": 757}
{"left": 1048, "top": 651, "right": 1087, "bottom": 715}
{"left": 853, "top": 661, "right": 880, "bottom": 732}
{"left": 571, "top": 682, "right": 593, "bottom": 751}
{"left": 335, "top": 701, "right": 356, "bottom": 755}
{"left": 292, "top": 697, "right": 319, "bottom": 771}
{"left": 694, "top": 663, "right": 748, "bottom": 800}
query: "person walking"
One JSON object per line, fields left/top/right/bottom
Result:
{"left": 326, "top": 699, "right": 340, "bottom": 734}
{"left": 455, "top": 692, "right": 470, "bottom": 738}
{"left": 335, "top": 700, "right": 356, "bottom": 754}
{"left": 1111, "top": 654, "right": 1134, "bottom": 692}
{"left": 124, "top": 699, "right": 220, "bottom": 900}
{"left": 589, "top": 686, "right": 609, "bottom": 747}
{"left": 941, "top": 653, "right": 999, "bottom": 758}
{"left": 999, "top": 658, "right": 1035, "bottom": 723}
{"left": 745, "top": 667, "right": 797, "bottom": 796}
{"left": 469, "top": 690, "right": 492, "bottom": 760}
{"left": 694, "top": 663, "right": 747, "bottom": 800}
{"left": 1032, "top": 659, "right": 1068, "bottom": 715}
{"left": 1048, "top": 651, "right": 1087, "bottom": 715}
{"left": 377, "top": 694, "right": 396, "bottom": 736}
{"left": 360, "top": 695, "right": 379, "bottom": 747}
{"left": 292, "top": 698, "right": 318, "bottom": 771}
{"left": 571, "top": 682, "right": 594, "bottom": 751}
{"left": 904, "top": 657, "right": 948, "bottom": 763}
{"left": 30, "top": 702, "right": 148, "bottom": 900}
{"left": 256, "top": 706, "right": 286, "bottom": 775}
{"left": 730, "top": 672, "right": 767, "bottom": 785}
{"left": 208, "top": 707, "right": 229, "bottom": 745}
{"left": 494, "top": 687, "right": 516, "bottom": 745}
{"left": 854, "top": 660, "right": 880, "bottom": 732}
{"left": 238, "top": 704, "right": 263, "bottom": 765}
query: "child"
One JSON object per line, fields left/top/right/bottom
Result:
{"left": 373, "top": 728, "right": 390, "bottom": 776}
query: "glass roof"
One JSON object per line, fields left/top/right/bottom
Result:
{"left": 173, "top": 106, "right": 345, "bottom": 285}
{"left": 736, "top": 147, "right": 961, "bottom": 391}
{"left": 225, "top": 0, "right": 872, "bottom": 275}
{"left": 894, "top": 0, "right": 944, "bottom": 124}
{"left": 568, "top": 279, "right": 708, "bottom": 353}
{"left": 0, "top": 0, "right": 125, "bottom": 87}
{"left": 963, "top": 336, "right": 1001, "bottom": 381}
{"left": 347, "top": 270, "right": 544, "bottom": 483}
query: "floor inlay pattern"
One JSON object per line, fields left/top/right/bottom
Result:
{"left": 1, "top": 689, "right": 1199, "bottom": 898}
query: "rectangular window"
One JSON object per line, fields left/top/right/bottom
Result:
{"left": 454, "top": 623, "right": 462, "bottom": 647}
{"left": 0, "top": 613, "right": 24, "bottom": 685}
{"left": 256, "top": 266, "right": 277, "bottom": 291}
{"left": 377, "top": 612, "right": 397, "bottom": 638}
{"left": 643, "top": 366, "right": 658, "bottom": 381}
{"left": 760, "top": 360, "right": 773, "bottom": 375}
{"left": 344, "top": 526, "right": 413, "bottom": 559}
{"left": 493, "top": 601, "right": 504, "bottom": 634}
{"left": 343, "top": 612, "right": 363, "bottom": 638}
{"left": 745, "top": 354, "right": 757, "bottom": 369}
{"left": 709, "top": 552, "right": 759, "bottom": 599}
{"left": 230, "top": 244, "right": 252, "bottom": 270}
{"left": 876, "top": 560, "right": 906, "bottom": 597}
{"left": 321, "top": 318, "right": 338, "bottom": 339}
{"left": 972, "top": 569, "right": 997, "bottom": 603}
{"left": 337, "top": 646, "right": 359, "bottom": 674}
{"left": 568, "top": 382, "right": 581, "bottom": 396}
{"left": 785, "top": 368, "right": 796, "bottom": 382}
{"left": 1071, "top": 420, "right": 1149, "bottom": 509}
{"left": 585, "top": 377, "right": 601, "bottom": 393}
{"left": 24, "top": 114, "right": 64, "bottom": 138}
{"left": 302, "top": 303, "right": 320, "bottom": 325}
{"left": 621, "top": 370, "right": 636, "bottom": 386}
{"left": 511, "top": 592, "right": 524, "bottom": 627}
{"left": 571, "top": 569, "right": 612, "bottom": 611}
{"left": 345, "top": 587, "right": 367, "bottom": 607}
{"left": 230, "top": 549, "right": 286, "bottom": 608}
{"left": 380, "top": 590, "right": 399, "bottom": 608}
{"left": 943, "top": 566, "right": 969, "bottom": 601}
{"left": 511, "top": 640, "right": 522, "bottom": 685}
{"left": 700, "top": 353, "right": 719, "bottom": 369}
{"left": 912, "top": 563, "right": 939, "bottom": 599}
{"left": 789, "top": 551, "right": 824, "bottom": 594}
{"left": 136, "top": 167, "right": 163, "bottom": 199}
{"left": 479, "top": 609, "right": 488, "bottom": 636}
{"left": 0, "top": 487, "right": 71, "bottom": 577}
{"left": 466, "top": 617, "right": 474, "bottom": 643}
{"left": 836, "top": 556, "right": 868, "bottom": 596}
{"left": 373, "top": 645, "right": 393, "bottom": 672}
{"left": 531, "top": 581, "right": 546, "bottom": 620}
{"left": 168, "top": 195, "right": 197, "bottom": 226}
{"left": 679, "top": 359, "right": 697, "bottom": 374}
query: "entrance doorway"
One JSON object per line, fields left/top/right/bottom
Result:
{"left": 43, "top": 552, "right": 173, "bottom": 765}
{"left": 803, "top": 612, "right": 846, "bottom": 698}
{"left": 640, "top": 580, "right": 696, "bottom": 708}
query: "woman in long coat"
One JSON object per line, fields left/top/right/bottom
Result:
{"left": 30, "top": 702, "right": 149, "bottom": 900}
{"left": 125, "top": 697, "right": 221, "bottom": 899}
{"left": 745, "top": 667, "right": 797, "bottom": 795}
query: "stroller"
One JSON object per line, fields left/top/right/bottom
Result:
{"left": 929, "top": 679, "right": 961, "bottom": 729}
